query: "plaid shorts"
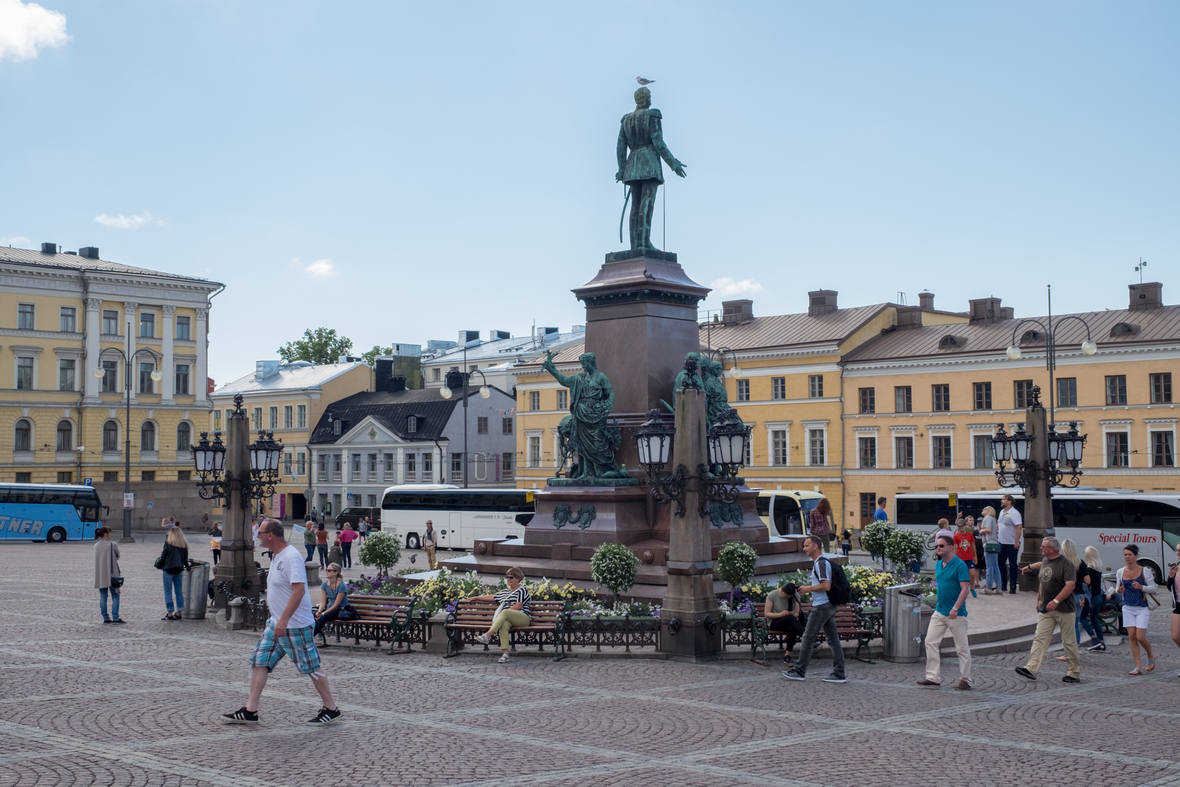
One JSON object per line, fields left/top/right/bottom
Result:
{"left": 250, "top": 620, "right": 321, "bottom": 674}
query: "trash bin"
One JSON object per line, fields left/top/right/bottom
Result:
{"left": 883, "top": 582, "right": 924, "bottom": 663}
{"left": 183, "top": 560, "right": 210, "bottom": 620}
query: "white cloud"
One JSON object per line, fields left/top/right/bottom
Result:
{"left": 0, "top": 235, "right": 32, "bottom": 247}
{"left": 709, "top": 277, "right": 764, "bottom": 298}
{"left": 94, "top": 211, "right": 157, "bottom": 229}
{"left": 305, "top": 259, "right": 337, "bottom": 278}
{"left": 0, "top": 0, "right": 69, "bottom": 62}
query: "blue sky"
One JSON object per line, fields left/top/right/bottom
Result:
{"left": 2, "top": 1, "right": 1177, "bottom": 384}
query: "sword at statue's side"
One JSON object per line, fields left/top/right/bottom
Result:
{"left": 618, "top": 185, "right": 631, "bottom": 244}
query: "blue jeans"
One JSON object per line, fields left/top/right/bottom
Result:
{"left": 99, "top": 587, "right": 120, "bottom": 621}
{"left": 306, "top": 545, "right": 316, "bottom": 562}
{"left": 999, "top": 544, "right": 1020, "bottom": 591}
{"left": 1076, "top": 591, "right": 1097, "bottom": 642}
{"left": 317, "top": 544, "right": 328, "bottom": 567}
{"left": 984, "top": 550, "right": 1001, "bottom": 590}
{"left": 1087, "top": 592, "right": 1105, "bottom": 642}
{"left": 341, "top": 542, "right": 352, "bottom": 569}
{"left": 163, "top": 571, "right": 185, "bottom": 613}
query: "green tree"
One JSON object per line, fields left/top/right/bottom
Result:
{"left": 358, "top": 531, "right": 401, "bottom": 573}
{"left": 715, "top": 541, "right": 758, "bottom": 595}
{"left": 590, "top": 542, "right": 640, "bottom": 608}
{"left": 361, "top": 345, "right": 392, "bottom": 367}
{"left": 861, "top": 519, "right": 895, "bottom": 571}
{"left": 277, "top": 328, "right": 353, "bottom": 365}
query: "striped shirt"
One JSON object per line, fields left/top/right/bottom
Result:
{"left": 493, "top": 586, "right": 531, "bottom": 617}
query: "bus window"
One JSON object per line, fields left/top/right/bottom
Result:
{"left": 896, "top": 497, "right": 952, "bottom": 526}
{"left": 1125, "top": 500, "right": 1180, "bottom": 551}
{"left": 1053, "top": 498, "right": 1124, "bottom": 530}
{"left": 515, "top": 513, "right": 534, "bottom": 526}
{"left": 772, "top": 496, "right": 802, "bottom": 536}
{"left": 8, "top": 488, "right": 45, "bottom": 504}
{"left": 755, "top": 496, "right": 771, "bottom": 520}
{"left": 799, "top": 497, "right": 823, "bottom": 519}
{"left": 42, "top": 490, "right": 79, "bottom": 507}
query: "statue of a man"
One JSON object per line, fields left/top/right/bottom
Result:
{"left": 542, "top": 351, "right": 627, "bottom": 480}
{"left": 616, "top": 86, "right": 686, "bottom": 251}
{"left": 701, "top": 359, "right": 733, "bottom": 428}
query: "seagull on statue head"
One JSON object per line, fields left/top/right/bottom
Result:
{"left": 635, "top": 76, "right": 655, "bottom": 85}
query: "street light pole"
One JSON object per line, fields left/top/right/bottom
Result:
{"left": 440, "top": 338, "right": 492, "bottom": 488}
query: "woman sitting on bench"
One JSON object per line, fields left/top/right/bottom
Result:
{"left": 469, "top": 567, "right": 531, "bottom": 664}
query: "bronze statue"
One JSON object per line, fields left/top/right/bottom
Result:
{"left": 701, "top": 359, "right": 733, "bottom": 428}
{"left": 542, "top": 351, "right": 629, "bottom": 481}
{"left": 616, "top": 86, "right": 686, "bottom": 251}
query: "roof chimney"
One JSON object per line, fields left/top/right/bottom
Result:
{"left": 41, "top": 242, "right": 58, "bottom": 254}
{"left": 999, "top": 306, "right": 1014, "bottom": 320}
{"left": 79, "top": 247, "right": 100, "bottom": 260}
{"left": 1129, "top": 282, "right": 1163, "bottom": 312}
{"left": 807, "top": 290, "right": 837, "bottom": 317}
{"left": 918, "top": 291, "right": 935, "bottom": 311}
{"left": 722, "top": 299, "right": 754, "bottom": 325}
{"left": 968, "top": 296, "right": 1003, "bottom": 324}
{"left": 896, "top": 305, "right": 923, "bottom": 328}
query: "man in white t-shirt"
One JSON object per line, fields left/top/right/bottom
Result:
{"left": 996, "top": 494, "right": 1024, "bottom": 595}
{"left": 222, "top": 519, "right": 341, "bottom": 725}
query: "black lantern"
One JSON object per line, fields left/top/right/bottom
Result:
{"left": 1052, "top": 422, "right": 1086, "bottom": 467}
{"left": 1010, "top": 423, "right": 1032, "bottom": 463}
{"left": 990, "top": 424, "right": 1012, "bottom": 464}
{"left": 249, "top": 430, "right": 282, "bottom": 474}
{"left": 634, "top": 409, "right": 675, "bottom": 473}
{"left": 706, "top": 408, "right": 750, "bottom": 477}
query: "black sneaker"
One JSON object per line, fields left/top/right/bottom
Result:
{"left": 1087, "top": 642, "right": 1106, "bottom": 652}
{"left": 112, "top": 619, "right": 126, "bottom": 624}
{"left": 781, "top": 670, "right": 805, "bottom": 681}
{"left": 221, "top": 707, "right": 259, "bottom": 724}
{"left": 1015, "top": 666, "right": 1036, "bottom": 681}
{"left": 822, "top": 674, "right": 847, "bottom": 684}
{"left": 1061, "top": 675, "right": 1081, "bottom": 683}
{"left": 308, "top": 706, "right": 341, "bottom": 724}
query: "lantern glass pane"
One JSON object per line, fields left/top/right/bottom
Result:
{"left": 657, "top": 436, "right": 670, "bottom": 465}
{"left": 637, "top": 438, "right": 651, "bottom": 466}
{"left": 728, "top": 433, "right": 744, "bottom": 464}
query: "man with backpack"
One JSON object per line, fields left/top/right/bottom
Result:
{"left": 782, "top": 535, "right": 847, "bottom": 684}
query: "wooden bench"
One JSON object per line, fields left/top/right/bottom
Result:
{"left": 318, "top": 594, "right": 427, "bottom": 654}
{"left": 744, "top": 604, "right": 875, "bottom": 665}
{"left": 444, "top": 600, "right": 567, "bottom": 660}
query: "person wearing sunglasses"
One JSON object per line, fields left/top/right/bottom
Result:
{"left": 465, "top": 567, "right": 531, "bottom": 664}
{"left": 314, "top": 563, "right": 348, "bottom": 639}
{"left": 916, "top": 535, "right": 973, "bottom": 690}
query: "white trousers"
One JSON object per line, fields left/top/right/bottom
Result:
{"left": 925, "top": 612, "right": 972, "bottom": 685}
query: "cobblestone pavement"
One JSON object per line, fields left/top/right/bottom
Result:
{"left": 3, "top": 538, "right": 1180, "bottom": 787}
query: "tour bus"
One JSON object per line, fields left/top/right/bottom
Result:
{"left": 895, "top": 489, "right": 1180, "bottom": 581}
{"left": 381, "top": 485, "right": 536, "bottom": 551}
{"left": 755, "top": 489, "right": 824, "bottom": 539}
{"left": 0, "top": 483, "right": 106, "bottom": 543}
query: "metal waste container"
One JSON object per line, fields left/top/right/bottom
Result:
{"left": 183, "top": 560, "right": 210, "bottom": 620}
{"left": 883, "top": 582, "right": 924, "bottom": 663}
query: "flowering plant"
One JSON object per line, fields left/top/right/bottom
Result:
{"left": 590, "top": 543, "right": 640, "bottom": 605}
{"left": 357, "top": 531, "right": 401, "bottom": 573}
{"left": 715, "top": 542, "right": 758, "bottom": 594}
{"left": 860, "top": 520, "right": 895, "bottom": 569}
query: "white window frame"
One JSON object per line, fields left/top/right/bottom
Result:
{"left": 764, "top": 421, "right": 791, "bottom": 467}
{"left": 59, "top": 306, "right": 77, "bottom": 333}
{"left": 1099, "top": 420, "right": 1133, "bottom": 469}
{"left": 284, "top": 406, "right": 293, "bottom": 429}
{"left": 175, "top": 363, "right": 190, "bottom": 396}
{"left": 175, "top": 315, "right": 191, "bottom": 340}
{"left": 297, "top": 404, "right": 307, "bottom": 428}
{"left": 969, "top": 427, "right": 996, "bottom": 469}
{"left": 889, "top": 426, "right": 915, "bottom": 469}
{"left": 139, "top": 310, "right": 157, "bottom": 338}
{"left": 13, "top": 348, "right": 42, "bottom": 390}
{"left": 853, "top": 426, "right": 879, "bottom": 469}
{"left": 526, "top": 431, "right": 542, "bottom": 468}
{"left": 928, "top": 427, "right": 954, "bottom": 470}
{"left": 1145, "top": 419, "right": 1177, "bottom": 468}
{"left": 803, "top": 420, "right": 828, "bottom": 467}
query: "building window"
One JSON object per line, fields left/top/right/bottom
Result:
{"left": 14, "top": 417, "right": 31, "bottom": 448}
{"left": 1150, "top": 373, "right": 1172, "bottom": 404}
{"left": 406, "top": 416, "right": 418, "bottom": 434}
{"left": 772, "top": 377, "right": 786, "bottom": 400}
{"left": 771, "top": 429, "right": 787, "bottom": 466}
{"left": 269, "top": 406, "right": 278, "bottom": 430}
{"left": 318, "top": 455, "right": 327, "bottom": 481}
{"left": 403, "top": 453, "right": 414, "bottom": 481}
{"left": 895, "top": 436, "right": 914, "bottom": 469}
{"left": 423, "top": 453, "right": 433, "bottom": 481}
{"left": 351, "top": 453, "right": 361, "bottom": 475}
{"left": 252, "top": 407, "right": 262, "bottom": 430}
{"left": 141, "top": 421, "right": 156, "bottom": 451}
{"left": 141, "top": 471, "right": 155, "bottom": 481}
{"left": 528, "top": 435, "right": 541, "bottom": 468}
{"left": 933, "top": 435, "right": 952, "bottom": 468}
{"left": 297, "top": 405, "right": 307, "bottom": 428}
{"left": 860, "top": 493, "right": 877, "bottom": 524}
{"left": 1152, "top": 431, "right": 1175, "bottom": 467}
{"left": 101, "top": 360, "right": 118, "bottom": 393}
{"left": 451, "top": 454, "right": 463, "bottom": 482}
{"left": 60, "top": 307, "right": 76, "bottom": 333}
{"left": 1014, "top": 380, "right": 1034, "bottom": 409}
{"left": 16, "top": 357, "right": 33, "bottom": 390}
{"left": 858, "top": 387, "right": 875, "bottom": 414}
{"left": 58, "top": 472, "right": 73, "bottom": 484}
{"left": 102, "top": 309, "right": 119, "bottom": 334}
{"left": 15, "top": 472, "right": 31, "bottom": 483}
{"left": 1107, "top": 432, "right": 1129, "bottom": 467}
{"left": 284, "top": 453, "right": 293, "bottom": 476}
{"left": 103, "top": 420, "right": 119, "bottom": 451}
{"left": 172, "top": 364, "right": 189, "bottom": 395}
{"left": 557, "top": 390, "right": 568, "bottom": 410}
{"left": 284, "top": 406, "right": 293, "bottom": 428}
{"left": 59, "top": 359, "right": 76, "bottom": 391}
{"left": 1105, "top": 375, "right": 1127, "bottom": 405}
{"left": 502, "top": 418, "right": 513, "bottom": 435}
{"left": 432, "top": 368, "right": 441, "bottom": 381}
{"left": 501, "top": 453, "right": 514, "bottom": 478}
{"left": 932, "top": 384, "right": 950, "bottom": 412}
{"left": 367, "top": 453, "right": 377, "bottom": 481}
{"left": 333, "top": 454, "right": 343, "bottom": 481}
{"left": 973, "top": 382, "right": 992, "bottom": 411}
{"left": 213, "top": 410, "right": 222, "bottom": 431}
{"left": 367, "top": 494, "right": 377, "bottom": 507}
{"left": 175, "top": 316, "right": 190, "bottom": 340}
{"left": 177, "top": 470, "right": 191, "bottom": 481}
{"left": 477, "top": 416, "right": 488, "bottom": 435}
{"left": 1058, "top": 378, "right": 1078, "bottom": 407}
{"left": 895, "top": 386, "right": 912, "bottom": 413}
{"left": 530, "top": 391, "right": 540, "bottom": 411}
{"left": 808, "top": 429, "right": 825, "bottom": 466}
{"left": 297, "top": 452, "right": 306, "bottom": 475}
{"left": 736, "top": 379, "right": 750, "bottom": 401}
{"left": 103, "top": 471, "right": 118, "bottom": 482}
{"left": 858, "top": 437, "right": 876, "bottom": 468}
{"left": 744, "top": 438, "right": 752, "bottom": 467}
{"left": 56, "top": 420, "right": 72, "bottom": 451}
{"left": 139, "top": 312, "right": 155, "bottom": 338}
{"left": 383, "top": 453, "right": 394, "bottom": 481}
{"left": 809, "top": 375, "right": 823, "bottom": 398}
{"left": 139, "top": 363, "right": 156, "bottom": 394}
{"left": 177, "top": 423, "right": 191, "bottom": 451}
{"left": 973, "top": 435, "right": 995, "bottom": 468}
{"left": 17, "top": 303, "right": 34, "bottom": 330}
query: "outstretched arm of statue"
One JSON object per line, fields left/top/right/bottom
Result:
{"left": 542, "top": 353, "right": 572, "bottom": 388}
{"left": 651, "top": 117, "right": 686, "bottom": 178}
{"left": 616, "top": 125, "right": 627, "bottom": 182}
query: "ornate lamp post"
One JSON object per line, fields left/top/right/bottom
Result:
{"left": 192, "top": 394, "right": 282, "bottom": 612}
{"left": 93, "top": 339, "right": 163, "bottom": 542}
{"left": 440, "top": 360, "right": 491, "bottom": 487}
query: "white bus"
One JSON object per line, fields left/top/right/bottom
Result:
{"left": 754, "top": 489, "right": 824, "bottom": 538}
{"left": 895, "top": 489, "right": 1180, "bottom": 582}
{"left": 381, "top": 485, "right": 535, "bottom": 551}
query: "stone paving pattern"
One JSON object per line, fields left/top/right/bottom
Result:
{"left": 2, "top": 538, "right": 1179, "bottom": 787}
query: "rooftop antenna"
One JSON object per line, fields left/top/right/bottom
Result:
{"left": 1135, "top": 258, "right": 1147, "bottom": 284}
{"left": 896, "top": 292, "right": 907, "bottom": 305}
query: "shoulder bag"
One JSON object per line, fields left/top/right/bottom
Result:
{"left": 109, "top": 545, "right": 124, "bottom": 591}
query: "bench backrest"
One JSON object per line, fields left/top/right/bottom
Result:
{"left": 452, "top": 599, "right": 564, "bottom": 628}
{"left": 752, "top": 603, "right": 861, "bottom": 630}
{"left": 347, "top": 595, "right": 415, "bottom": 620}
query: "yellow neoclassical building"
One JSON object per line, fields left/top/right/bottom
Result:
{"left": 0, "top": 244, "right": 222, "bottom": 511}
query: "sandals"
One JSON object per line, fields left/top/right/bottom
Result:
{"left": 1129, "top": 667, "right": 1142, "bottom": 675}
{"left": 497, "top": 654, "right": 510, "bottom": 664}
{"left": 475, "top": 633, "right": 491, "bottom": 645}
{"left": 1146, "top": 660, "right": 1155, "bottom": 672}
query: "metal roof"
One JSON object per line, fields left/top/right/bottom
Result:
{"left": 0, "top": 246, "right": 217, "bottom": 284}
{"left": 213, "top": 362, "right": 367, "bottom": 395}
{"left": 309, "top": 388, "right": 501, "bottom": 444}
{"left": 422, "top": 331, "right": 585, "bottom": 365}
{"left": 843, "top": 303, "right": 1180, "bottom": 363}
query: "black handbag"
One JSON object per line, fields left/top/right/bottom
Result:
{"left": 109, "top": 547, "right": 124, "bottom": 592}
{"left": 337, "top": 604, "right": 358, "bottom": 621}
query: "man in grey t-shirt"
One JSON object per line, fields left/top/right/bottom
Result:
{"left": 782, "top": 536, "right": 846, "bottom": 684}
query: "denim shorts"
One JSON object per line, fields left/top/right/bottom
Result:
{"left": 250, "top": 620, "right": 321, "bottom": 674}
